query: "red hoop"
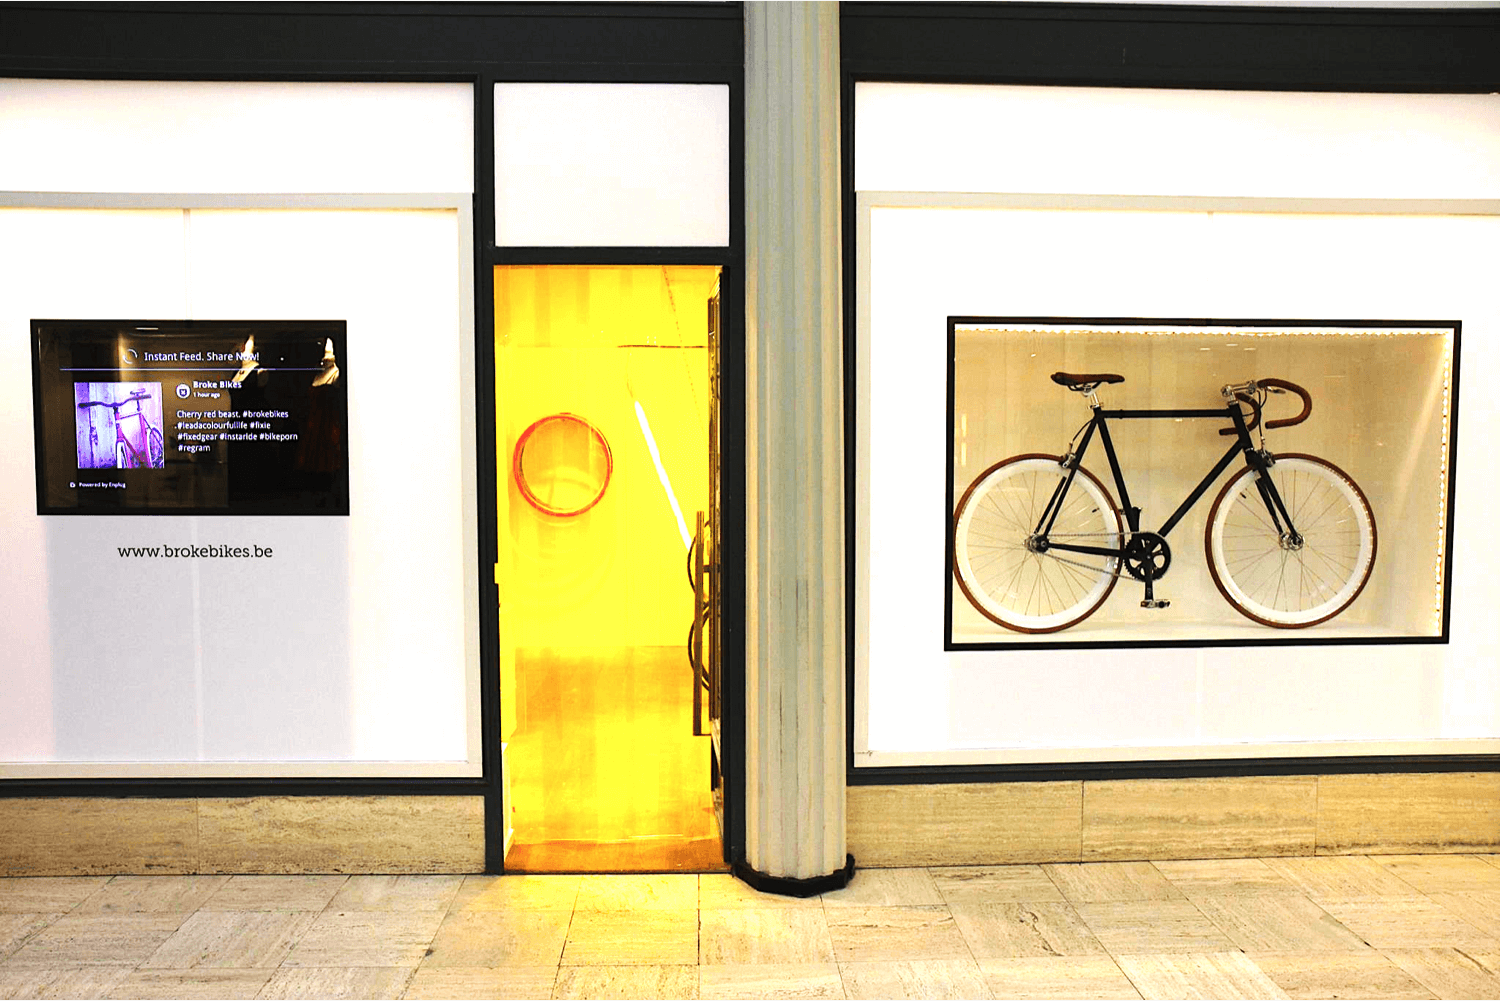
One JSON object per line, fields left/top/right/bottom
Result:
{"left": 512, "top": 413, "right": 614, "bottom": 517}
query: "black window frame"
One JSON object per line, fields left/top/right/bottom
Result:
{"left": 840, "top": 1, "right": 1500, "bottom": 787}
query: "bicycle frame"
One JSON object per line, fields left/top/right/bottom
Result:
{"left": 115, "top": 397, "right": 149, "bottom": 466}
{"left": 1032, "top": 402, "right": 1302, "bottom": 569}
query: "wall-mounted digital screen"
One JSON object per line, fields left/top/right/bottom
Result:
{"left": 33, "top": 320, "right": 349, "bottom": 515}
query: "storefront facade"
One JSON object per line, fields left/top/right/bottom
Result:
{"left": 1, "top": 3, "right": 1495, "bottom": 885}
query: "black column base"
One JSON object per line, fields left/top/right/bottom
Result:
{"left": 731, "top": 853, "right": 855, "bottom": 898}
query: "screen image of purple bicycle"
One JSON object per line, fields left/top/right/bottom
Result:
{"left": 75, "top": 382, "right": 165, "bottom": 469}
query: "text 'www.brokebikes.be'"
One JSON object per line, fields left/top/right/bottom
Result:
{"left": 116, "top": 545, "right": 274, "bottom": 559}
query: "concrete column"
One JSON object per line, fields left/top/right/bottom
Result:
{"left": 742, "top": 0, "right": 848, "bottom": 884}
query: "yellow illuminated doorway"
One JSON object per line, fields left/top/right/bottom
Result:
{"left": 495, "top": 265, "right": 725, "bottom": 872}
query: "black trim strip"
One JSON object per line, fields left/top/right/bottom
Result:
{"left": 0, "top": 777, "right": 489, "bottom": 798}
{"left": 732, "top": 853, "right": 855, "bottom": 898}
{"left": 852, "top": 755, "right": 1500, "bottom": 786}
{"left": 490, "top": 247, "right": 733, "bottom": 266}
{"left": 0, "top": 3, "right": 742, "bottom": 81}
{"left": 841, "top": 2, "right": 1500, "bottom": 92}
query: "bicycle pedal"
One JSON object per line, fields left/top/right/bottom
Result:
{"left": 1140, "top": 599, "right": 1171, "bottom": 609}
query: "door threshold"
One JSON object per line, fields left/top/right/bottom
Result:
{"left": 505, "top": 836, "right": 728, "bottom": 874}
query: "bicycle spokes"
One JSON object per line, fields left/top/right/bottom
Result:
{"left": 1206, "top": 456, "right": 1376, "bottom": 628}
{"left": 954, "top": 457, "right": 1123, "bottom": 633}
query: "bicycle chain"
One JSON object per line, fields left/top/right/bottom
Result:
{"left": 1030, "top": 532, "right": 1129, "bottom": 580}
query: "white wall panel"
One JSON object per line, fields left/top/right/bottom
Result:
{"left": 856, "top": 83, "right": 1500, "bottom": 200}
{"left": 0, "top": 80, "right": 473, "bottom": 194}
{"left": 494, "top": 83, "right": 730, "bottom": 246}
{"left": 0, "top": 207, "right": 477, "bottom": 775}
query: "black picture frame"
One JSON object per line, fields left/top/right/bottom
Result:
{"left": 943, "top": 317, "right": 1460, "bottom": 652}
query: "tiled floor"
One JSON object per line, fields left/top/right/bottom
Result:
{"left": 2, "top": 855, "right": 1499, "bottom": 999}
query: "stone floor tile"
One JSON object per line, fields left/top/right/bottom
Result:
{"left": 1373, "top": 855, "right": 1500, "bottom": 894}
{"left": 561, "top": 909, "right": 698, "bottom": 966}
{"left": 75, "top": 877, "right": 230, "bottom": 915}
{"left": 928, "top": 866, "right": 1064, "bottom": 905}
{"left": 104, "top": 968, "right": 273, "bottom": 1000}
{"left": 553, "top": 965, "right": 698, "bottom": 1000}
{"left": 448, "top": 874, "right": 580, "bottom": 912}
{"left": 401, "top": 965, "right": 556, "bottom": 1000}
{"left": 1191, "top": 893, "right": 1368, "bottom": 952}
{"left": 1425, "top": 892, "right": 1500, "bottom": 939}
{"left": 5, "top": 914, "right": 184, "bottom": 967}
{"left": 282, "top": 910, "right": 444, "bottom": 967}
{"left": 700, "top": 909, "right": 834, "bottom": 965}
{"left": 821, "top": 869, "right": 944, "bottom": 908}
{"left": 1317, "top": 897, "right": 1500, "bottom": 950}
{"left": 0, "top": 967, "right": 132, "bottom": 1000}
{"left": 977, "top": 956, "right": 1142, "bottom": 1000}
{"left": 0, "top": 914, "right": 61, "bottom": 963}
{"left": 1151, "top": 859, "right": 1300, "bottom": 897}
{"left": 325, "top": 875, "right": 464, "bottom": 913}
{"left": 698, "top": 964, "right": 845, "bottom": 1000}
{"left": 574, "top": 874, "right": 698, "bottom": 912}
{"left": 0, "top": 878, "right": 111, "bottom": 914}
{"left": 257, "top": 966, "right": 415, "bottom": 1000}
{"left": 1261, "top": 857, "right": 1422, "bottom": 900}
{"left": 1044, "top": 863, "right": 1184, "bottom": 904}
{"left": 422, "top": 911, "right": 571, "bottom": 968}
{"left": 824, "top": 906, "right": 970, "bottom": 964}
{"left": 1249, "top": 951, "right": 1438, "bottom": 1000}
{"left": 1075, "top": 902, "right": 1235, "bottom": 955}
{"left": 199, "top": 875, "right": 347, "bottom": 912}
{"left": 140, "top": 911, "right": 318, "bottom": 970}
{"left": 1382, "top": 948, "right": 1500, "bottom": 1000}
{"left": 1113, "top": 952, "right": 1288, "bottom": 1000}
{"left": 948, "top": 901, "right": 1106, "bottom": 959}
{"left": 839, "top": 959, "right": 992, "bottom": 1000}
{"left": 698, "top": 874, "right": 822, "bottom": 910}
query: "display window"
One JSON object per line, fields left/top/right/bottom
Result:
{"left": 852, "top": 79, "right": 1499, "bottom": 768}
{"left": 948, "top": 319, "right": 1455, "bottom": 646}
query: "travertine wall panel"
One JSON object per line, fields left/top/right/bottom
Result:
{"left": 1316, "top": 772, "right": 1500, "bottom": 855}
{"left": 0, "top": 796, "right": 484, "bottom": 876}
{"left": 1083, "top": 777, "right": 1318, "bottom": 860}
{"left": 198, "top": 796, "right": 484, "bottom": 874}
{"left": 848, "top": 782, "right": 1082, "bottom": 867}
{"left": 850, "top": 773, "right": 1495, "bottom": 867}
{"left": 0, "top": 798, "right": 197, "bottom": 876}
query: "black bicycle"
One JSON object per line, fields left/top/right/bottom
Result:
{"left": 952, "top": 372, "right": 1377, "bottom": 633}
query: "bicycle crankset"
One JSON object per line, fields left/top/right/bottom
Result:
{"left": 1122, "top": 532, "right": 1172, "bottom": 582}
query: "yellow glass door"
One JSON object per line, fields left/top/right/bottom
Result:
{"left": 494, "top": 265, "right": 725, "bottom": 872}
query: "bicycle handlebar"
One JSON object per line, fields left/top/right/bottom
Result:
{"left": 1218, "top": 377, "right": 1312, "bottom": 436}
{"left": 77, "top": 390, "right": 151, "bottom": 411}
{"left": 1257, "top": 377, "right": 1312, "bottom": 429}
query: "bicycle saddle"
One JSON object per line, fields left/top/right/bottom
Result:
{"left": 1051, "top": 371, "right": 1124, "bottom": 389}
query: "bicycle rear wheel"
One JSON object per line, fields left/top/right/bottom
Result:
{"left": 1205, "top": 454, "right": 1376, "bottom": 628}
{"left": 953, "top": 454, "right": 1123, "bottom": 633}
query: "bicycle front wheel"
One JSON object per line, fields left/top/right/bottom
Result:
{"left": 953, "top": 454, "right": 1123, "bottom": 633}
{"left": 1205, "top": 454, "right": 1376, "bottom": 628}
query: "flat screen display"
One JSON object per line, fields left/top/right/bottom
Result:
{"left": 33, "top": 320, "right": 349, "bottom": 515}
